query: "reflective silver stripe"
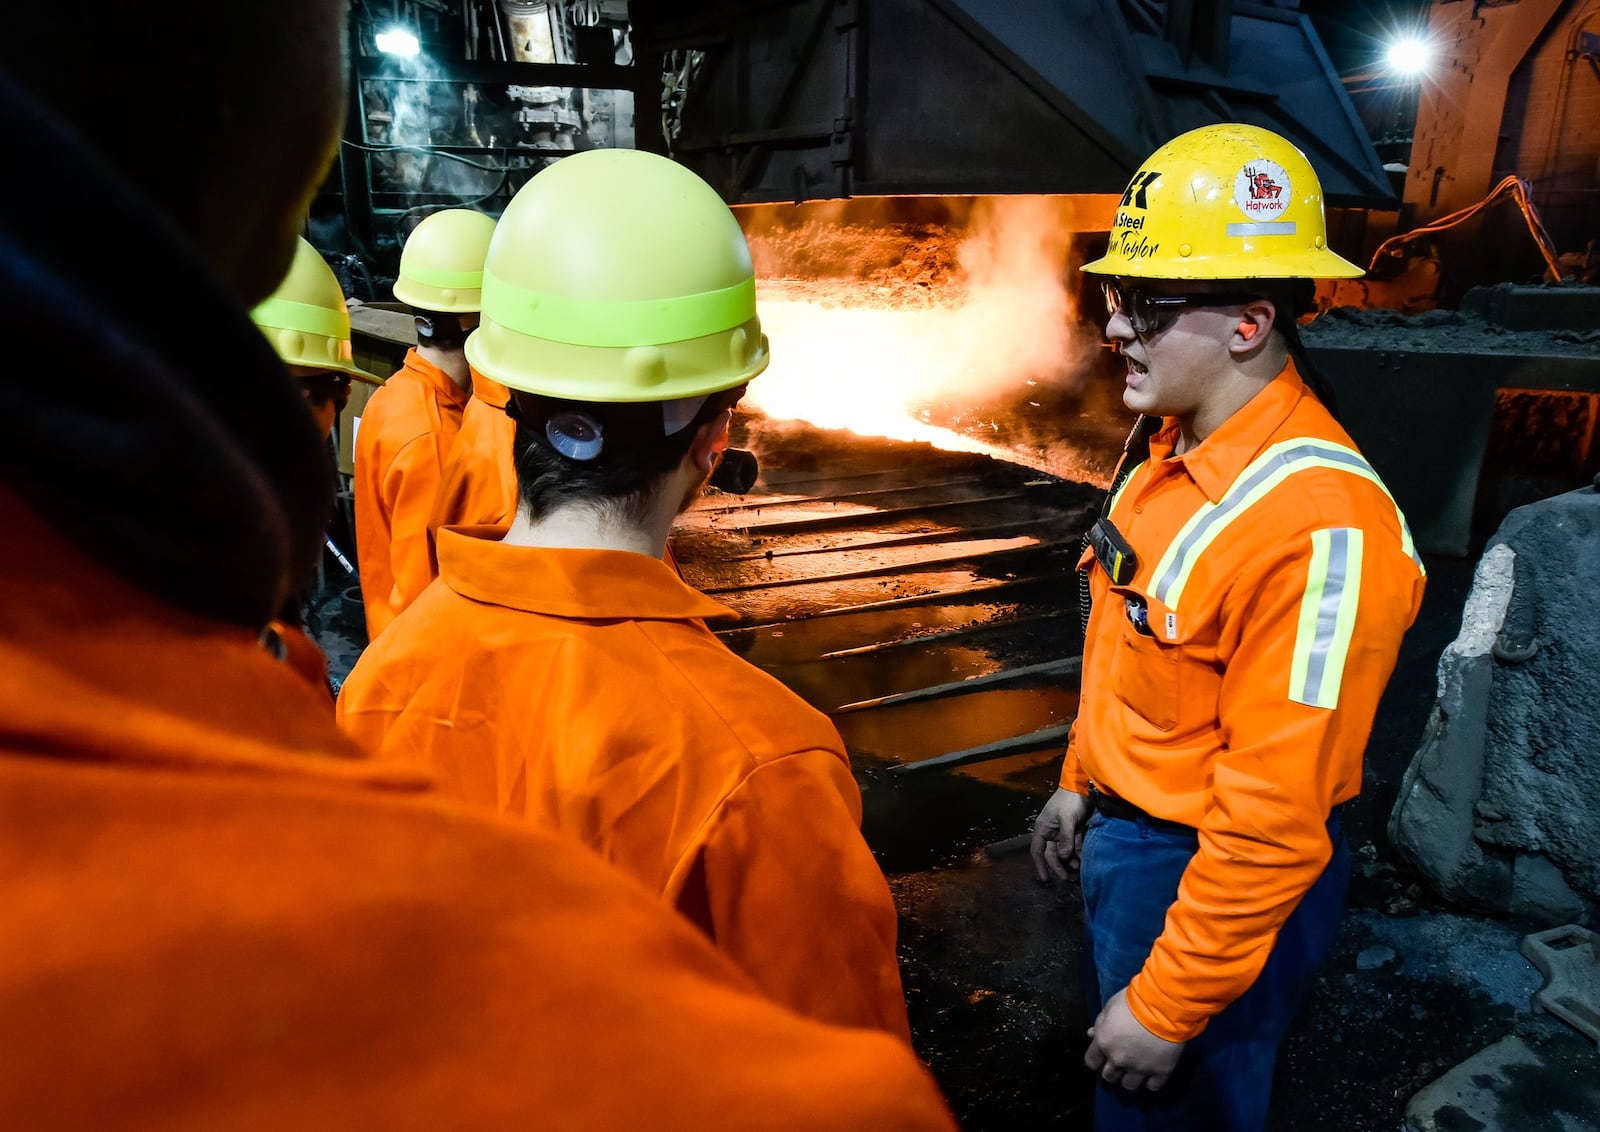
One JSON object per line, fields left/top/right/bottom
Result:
{"left": 1149, "top": 439, "right": 1421, "bottom": 611}
{"left": 1291, "top": 528, "right": 1363, "bottom": 709}
{"left": 1226, "top": 221, "right": 1298, "bottom": 237}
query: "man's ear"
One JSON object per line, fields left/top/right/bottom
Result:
{"left": 687, "top": 411, "right": 732, "bottom": 472}
{"left": 1230, "top": 299, "right": 1276, "bottom": 353}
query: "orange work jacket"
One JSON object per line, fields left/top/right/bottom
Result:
{"left": 353, "top": 348, "right": 471, "bottom": 640}
{"left": 338, "top": 528, "right": 910, "bottom": 1038}
{"left": 427, "top": 372, "right": 517, "bottom": 557}
{"left": 1062, "top": 362, "right": 1426, "bottom": 1043}
{"left": 0, "top": 490, "right": 955, "bottom": 1131}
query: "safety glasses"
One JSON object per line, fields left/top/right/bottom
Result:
{"left": 1101, "top": 281, "right": 1256, "bottom": 336}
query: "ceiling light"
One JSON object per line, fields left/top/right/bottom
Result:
{"left": 1385, "top": 36, "right": 1430, "bottom": 76}
{"left": 376, "top": 28, "right": 421, "bottom": 58}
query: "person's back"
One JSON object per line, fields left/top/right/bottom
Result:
{"left": 0, "top": 497, "right": 950, "bottom": 1129}
{"left": 0, "top": 14, "right": 952, "bottom": 1128}
{"left": 340, "top": 150, "right": 912, "bottom": 1038}
{"left": 355, "top": 209, "right": 492, "bottom": 638}
{"left": 427, "top": 373, "right": 518, "bottom": 547}
{"left": 355, "top": 350, "right": 470, "bottom": 634}
{"left": 341, "top": 530, "right": 906, "bottom": 1032}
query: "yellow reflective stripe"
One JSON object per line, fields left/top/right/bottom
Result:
{"left": 1290, "top": 528, "right": 1363, "bottom": 709}
{"left": 1151, "top": 439, "right": 1421, "bottom": 611}
{"left": 250, "top": 296, "right": 349, "bottom": 341}
{"left": 481, "top": 270, "right": 756, "bottom": 348}
{"left": 1107, "top": 460, "right": 1145, "bottom": 516}
{"left": 400, "top": 264, "right": 484, "bottom": 289}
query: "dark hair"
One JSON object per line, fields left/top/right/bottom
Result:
{"left": 509, "top": 387, "right": 744, "bottom": 524}
{"left": 413, "top": 310, "right": 468, "bottom": 350}
{"left": 1256, "top": 279, "right": 1318, "bottom": 324}
{"left": 1189, "top": 278, "right": 1316, "bottom": 324}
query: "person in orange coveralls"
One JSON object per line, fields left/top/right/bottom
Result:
{"left": 252, "top": 235, "right": 386, "bottom": 441}
{"left": 355, "top": 208, "right": 495, "bottom": 639}
{"left": 0, "top": 7, "right": 958, "bottom": 1129}
{"left": 428, "top": 367, "right": 518, "bottom": 541}
{"left": 338, "top": 148, "right": 911, "bottom": 1039}
{"left": 1029, "top": 125, "right": 1426, "bottom": 1131}
{"left": 250, "top": 236, "right": 387, "bottom": 694}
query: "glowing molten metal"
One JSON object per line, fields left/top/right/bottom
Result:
{"left": 737, "top": 195, "right": 1111, "bottom": 479}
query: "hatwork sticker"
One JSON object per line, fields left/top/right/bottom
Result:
{"left": 1234, "top": 160, "right": 1291, "bottom": 220}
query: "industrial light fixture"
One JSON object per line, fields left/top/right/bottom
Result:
{"left": 1385, "top": 35, "right": 1431, "bottom": 76}
{"left": 376, "top": 27, "right": 421, "bottom": 57}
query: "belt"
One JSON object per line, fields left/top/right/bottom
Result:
{"left": 1088, "top": 783, "right": 1196, "bottom": 835}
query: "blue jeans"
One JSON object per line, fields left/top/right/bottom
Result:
{"left": 1080, "top": 808, "right": 1350, "bottom": 1132}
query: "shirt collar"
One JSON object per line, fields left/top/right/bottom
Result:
{"left": 437, "top": 527, "right": 738, "bottom": 623}
{"left": 402, "top": 349, "right": 472, "bottom": 409}
{"left": 470, "top": 371, "right": 511, "bottom": 409}
{"left": 1150, "top": 358, "right": 1308, "bottom": 503}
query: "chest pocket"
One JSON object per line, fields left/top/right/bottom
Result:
{"left": 1106, "top": 585, "right": 1182, "bottom": 732}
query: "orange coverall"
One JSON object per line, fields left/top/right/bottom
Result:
{"left": 0, "top": 490, "right": 955, "bottom": 1131}
{"left": 1063, "top": 363, "right": 1426, "bottom": 1042}
{"left": 427, "top": 371, "right": 517, "bottom": 547}
{"left": 338, "top": 528, "right": 910, "bottom": 1038}
{"left": 353, "top": 348, "right": 470, "bottom": 639}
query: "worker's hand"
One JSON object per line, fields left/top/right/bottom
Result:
{"left": 1030, "top": 787, "right": 1092, "bottom": 882}
{"left": 1084, "top": 989, "right": 1186, "bottom": 1093}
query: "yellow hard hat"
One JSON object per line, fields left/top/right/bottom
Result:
{"left": 251, "top": 237, "right": 383, "bottom": 384}
{"left": 1082, "top": 123, "right": 1363, "bottom": 281}
{"left": 466, "top": 149, "right": 769, "bottom": 402}
{"left": 393, "top": 208, "right": 497, "bottom": 312}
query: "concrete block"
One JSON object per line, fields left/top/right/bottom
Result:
{"left": 1523, "top": 925, "right": 1600, "bottom": 1047}
{"left": 1391, "top": 545, "right": 1514, "bottom": 899}
{"left": 1404, "top": 1026, "right": 1600, "bottom": 1132}
{"left": 1461, "top": 284, "right": 1600, "bottom": 332}
{"left": 1391, "top": 488, "right": 1600, "bottom": 925}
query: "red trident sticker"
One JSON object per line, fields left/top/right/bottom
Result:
{"left": 1233, "top": 159, "right": 1290, "bottom": 220}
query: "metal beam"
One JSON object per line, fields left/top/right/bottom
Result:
{"left": 816, "top": 610, "right": 1069, "bottom": 659}
{"left": 714, "top": 574, "right": 1062, "bottom": 635}
{"left": 923, "top": 0, "right": 1144, "bottom": 171}
{"left": 887, "top": 723, "right": 1075, "bottom": 775}
{"left": 718, "top": 518, "right": 1063, "bottom": 562}
{"left": 355, "top": 53, "right": 635, "bottom": 89}
{"left": 694, "top": 476, "right": 986, "bottom": 513}
{"left": 715, "top": 489, "right": 1074, "bottom": 536}
{"left": 695, "top": 536, "right": 1064, "bottom": 594}
{"left": 833, "top": 657, "right": 1081, "bottom": 714}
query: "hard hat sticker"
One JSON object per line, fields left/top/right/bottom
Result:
{"left": 1120, "top": 170, "right": 1161, "bottom": 210}
{"left": 1234, "top": 160, "right": 1291, "bottom": 221}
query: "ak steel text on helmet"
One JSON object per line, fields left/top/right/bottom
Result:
{"left": 1082, "top": 123, "right": 1364, "bottom": 281}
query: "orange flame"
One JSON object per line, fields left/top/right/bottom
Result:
{"left": 738, "top": 195, "right": 1108, "bottom": 472}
